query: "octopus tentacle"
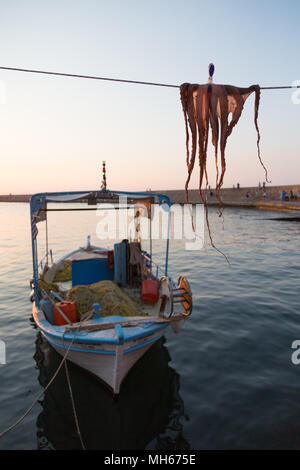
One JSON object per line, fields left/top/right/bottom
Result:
{"left": 194, "top": 85, "right": 209, "bottom": 198}
{"left": 209, "top": 86, "right": 223, "bottom": 214}
{"left": 180, "top": 83, "right": 191, "bottom": 168}
{"left": 186, "top": 85, "right": 198, "bottom": 177}
{"left": 195, "top": 85, "right": 228, "bottom": 260}
{"left": 180, "top": 84, "right": 198, "bottom": 204}
{"left": 209, "top": 90, "right": 219, "bottom": 188}
{"left": 217, "top": 89, "right": 229, "bottom": 193}
{"left": 253, "top": 86, "right": 270, "bottom": 183}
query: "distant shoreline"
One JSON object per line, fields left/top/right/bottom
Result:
{"left": 1, "top": 184, "right": 300, "bottom": 212}
{"left": 0, "top": 194, "right": 31, "bottom": 202}
{"left": 159, "top": 184, "right": 300, "bottom": 212}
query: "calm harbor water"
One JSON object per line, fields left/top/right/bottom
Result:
{"left": 0, "top": 202, "right": 300, "bottom": 450}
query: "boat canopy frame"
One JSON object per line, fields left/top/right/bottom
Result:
{"left": 30, "top": 189, "right": 172, "bottom": 307}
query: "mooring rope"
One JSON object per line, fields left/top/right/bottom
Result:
{"left": 0, "top": 328, "right": 79, "bottom": 440}
{"left": 64, "top": 361, "right": 85, "bottom": 450}
{"left": 62, "top": 330, "right": 86, "bottom": 450}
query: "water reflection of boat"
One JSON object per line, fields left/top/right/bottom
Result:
{"left": 34, "top": 332, "right": 190, "bottom": 450}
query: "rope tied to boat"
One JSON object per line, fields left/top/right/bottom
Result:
{"left": 64, "top": 361, "right": 85, "bottom": 449}
{"left": 0, "top": 328, "right": 83, "bottom": 447}
{"left": 62, "top": 330, "right": 86, "bottom": 450}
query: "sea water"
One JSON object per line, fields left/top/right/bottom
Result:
{"left": 0, "top": 202, "right": 299, "bottom": 450}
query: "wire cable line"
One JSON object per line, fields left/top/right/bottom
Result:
{"left": 0, "top": 65, "right": 299, "bottom": 90}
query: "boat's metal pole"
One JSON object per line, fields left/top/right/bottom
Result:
{"left": 31, "top": 238, "right": 39, "bottom": 306}
{"left": 31, "top": 230, "right": 39, "bottom": 308}
{"left": 165, "top": 205, "right": 171, "bottom": 276}
{"left": 150, "top": 215, "right": 152, "bottom": 273}
{"left": 45, "top": 216, "right": 49, "bottom": 267}
{"left": 45, "top": 207, "right": 133, "bottom": 211}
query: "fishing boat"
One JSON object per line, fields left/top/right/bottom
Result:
{"left": 30, "top": 186, "right": 192, "bottom": 395}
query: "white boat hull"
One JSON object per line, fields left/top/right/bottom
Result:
{"left": 44, "top": 328, "right": 165, "bottom": 394}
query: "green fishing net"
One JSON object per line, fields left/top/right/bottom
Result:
{"left": 38, "top": 279, "right": 60, "bottom": 295}
{"left": 53, "top": 260, "right": 72, "bottom": 282}
{"left": 66, "top": 280, "right": 146, "bottom": 319}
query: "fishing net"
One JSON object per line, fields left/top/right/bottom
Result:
{"left": 37, "top": 279, "right": 60, "bottom": 298}
{"left": 66, "top": 285, "right": 94, "bottom": 316}
{"left": 53, "top": 260, "right": 72, "bottom": 282}
{"left": 66, "top": 280, "right": 145, "bottom": 319}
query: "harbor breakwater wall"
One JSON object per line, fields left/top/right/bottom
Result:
{"left": 0, "top": 194, "right": 31, "bottom": 202}
{"left": 161, "top": 184, "right": 300, "bottom": 203}
{"left": 161, "top": 184, "right": 300, "bottom": 211}
{"left": 1, "top": 185, "right": 300, "bottom": 211}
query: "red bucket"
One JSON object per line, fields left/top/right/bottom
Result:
{"left": 54, "top": 301, "right": 77, "bottom": 326}
{"left": 141, "top": 279, "right": 159, "bottom": 303}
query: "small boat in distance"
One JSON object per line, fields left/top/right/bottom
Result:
{"left": 30, "top": 188, "right": 193, "bottom": 394}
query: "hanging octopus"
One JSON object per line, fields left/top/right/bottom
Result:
{"left": 180, "top": 75, "right": 269, "bottom": 258}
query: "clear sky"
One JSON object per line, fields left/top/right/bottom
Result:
{"left": 0, "top": 0, "right": 299, "bottom": 193}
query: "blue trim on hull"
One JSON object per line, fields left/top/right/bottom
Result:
{"left": 123, "top": 333, "right": 165, "bottom": 354}
{"left": 44, "top": 331, "right": 165, "bottom": 356}
{"left": 44, "top": 333, "right": 115, "bottom": 355}
{"left": 38, "top": 317, "right": 168, "bottom": 345}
